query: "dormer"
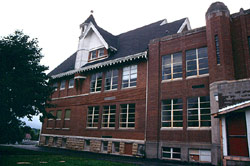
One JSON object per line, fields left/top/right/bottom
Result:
{"left": 74, "top": 14, "right": 117, "bottom": 69}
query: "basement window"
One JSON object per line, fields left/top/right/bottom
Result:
{"left": 112, "top": 142, "right": 120, "bottom": 153}
{"left": 162, "top": 147, "right": 181, "bottom": 160}
{"left": 45, "top": 137, "right": 49, "bottom": 145}
{"left": 102, "top": 141, "right": 108, "bottom": 153}
{"left": 84, "top": 140, "right": 90, "bottom": 151}
{"left": 61, "top": 138, "right": 67, "bottom": 148}
{"left": 53, "top": 137, "right": 58, "bottom": 147}
{"left": 189, "top": 149, "right": 211, "bottom": 163}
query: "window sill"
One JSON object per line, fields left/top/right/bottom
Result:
{"left": 55, "top": 128, "right": 61, "bottom": 130}
{"left": 161, "top": 127, "right": 183, "bottom": 130}
{"left": 119, "top": 128, "right": 135, "bottom": 130}
{"left": 89, "top": 91, "right": 101, "bottom": 94}
{"left": 101, "top": 127, "right": 115, "bottom": 130}
{"left": 121, "top": 86, "right": 136, "bottom": 90}
{"left": 161, "top": 78, "right": 182, "bottom": 83}
{"left": 60, "top": 88, "right": 65, "bottom": 91}
{"left": 56, "top": 119, "right": 61, "bottom": 121}
{"left": 64, "top": 119, "right": 70, "bottom": 121}
{"left": 162, "top": 157, "right": 181, "bottom": 161}
{"left": 46, "top": 128, "right": 53, "bottom": 130}
{"left": 86, "top": 127, "right": 98, "bottom": 130}
{"left": 104, "top": 89, "right": 117, "bottom": 93}
{"left": 187, "top": 127, "right": 211, "bottom": 130}
{"left": 186, "top": 74, "right": 209, "bottom": 80}
{"left": 68, "top": 87, "right": 74, "bottom": 89}
{"left": 62, "top": 128, "right": 70, "bottom": 130}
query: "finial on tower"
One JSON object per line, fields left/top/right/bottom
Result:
{"left": 90, "top": 10, "right": 94, "bottom": 14}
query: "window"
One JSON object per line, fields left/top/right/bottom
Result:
{"left": 53, "top": 82, "right": 58, "bottom": 91}
{"left": 102, "top": 141, "right": 108, "bottom": 152}
{"left": 53, "top": 137, "right": 58, "bottom": 147}
{"left": 61, "top": 138, "right": 67, "bottom": 148}
{"left": 56, "top": 110, "right": 62, "bottom": 120}
{"left": 68, "top": 78, "right": 74, "bottom": 88}
{"left": 87, "top": 106, "right": 99, "bottom": 128}
{"left": 98, "top": 48, "right": 105, "bottom": 57}
{"left": 215, "top": 35, "right": 220, "bottom": 64}
{"left": 122, "top": 65, "right": 137, "bottom": 88}
{"left": 248, "top": 36, "right": 250, "bottom": 56}
{"left": 162, "top": 52, "right": 182, "bottom": 80}
{"left": 60, "top": 80, "right": 66, "bottom": 90}
{"left": 45, "top": 136, "right": 49, "bottom": 145}
{"left": 90, "top": 72, "right": 102, "bottom": 93}
{"left": 105, "top": 69, "right": 118, "bottom": 91}
{"left": 119, "top": 104, "right": 135, "bottom": 128}
{"left": 112, "top": 142, "right": 120, "bottom": 153}
{"left": 162, "top": 147, "right": 181, "bottom": 160}
{"left": 187, "top": 96, "right": 211, "bottom": 127}
{"left": 189, "top": 149, "right": 211, "bottom": 163}
{"left": 186, "top": 47, "right": 208, "bottom": 77}
{"left": 48, "top": 110, "right": 54, "bottom": 120}
{"left": 137, "top": 144, "right": 145, "bottom": 156}
{"left": 84, "top": 140, "right": 90, "bottom": 151}
{"left": 102, "top": 105, "right": 116, "bottom": 128}
{"left": 90, "top": 50, "right": 97, "bottom": 59}
{"left": 64, "top": 109, "right": 71, "bottom": 120}
{"left": 161, "top": 99, "right": 183, "bottom": 128}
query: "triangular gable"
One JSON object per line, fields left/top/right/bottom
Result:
{"left": 81, "top": 22, "right": 108, "bottom": 49}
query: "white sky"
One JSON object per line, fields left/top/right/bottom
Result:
{"left": 1, "top": 0, "right": 249, "bottom": 128}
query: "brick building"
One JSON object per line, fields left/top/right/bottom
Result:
{"left": 39, "top": 2, "right": 250, "bottom": 165}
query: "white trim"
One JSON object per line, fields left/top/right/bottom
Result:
{"left": 51, "top": 51, "right": 147, "bottom": 79}
{"left": 82, "top": 22, "right": 108, "bottom": 49}
{"left": 222, "top": 117, "right": 228, "bottom": 156}
{"left": 177, "top": 18, "right": 191, "bottom": 33}
{"left": 245, "top": 110, "right": 250, "bottom": 157}
{"left": 40, "top": 133, "right": 145, "bottom": 144}
{"left": 74, "top": 76, "right": 86, "bottom": 79}
{"left": 219, "top": 100, "right": 250, "bottom": 113}
{"left": 160, "top": 19, "right": 168, "bottom": 26}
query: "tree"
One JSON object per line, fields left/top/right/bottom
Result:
{"left": 0, "top": 31, "right": 53, "bottom": 143}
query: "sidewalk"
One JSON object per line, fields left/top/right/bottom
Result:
{"left": 4, "top": 144, "right": 210, "bottom": 166}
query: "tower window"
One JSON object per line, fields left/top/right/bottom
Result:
{"left": 215, "top": 35, "right": 220, "bottom": 64}
{"left": 248, "top": 36, "right": 250, "bottom": 56}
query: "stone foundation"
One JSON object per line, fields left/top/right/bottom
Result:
{"left": 39, "top": 135, "right": 144, "bottom": 157}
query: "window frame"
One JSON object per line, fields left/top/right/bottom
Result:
{"left": 68, "top": 78, "right": 74, "bottom": 89}
{"left": 64, "top": 109, "right": 71, "bottom": 120}
{"left": 90, "top": 50, "right": 97, "bottom": 60}
{"left": 105, "top": 69, "right": 118, "bottom": 91}
{"left": 90, "top": 72, "right": 102, "bottom": 93}
{"left": 53, "top": 82, "right": 58, "bottom": 91}
{"left": 189, "top": 149, "right": 211, "bottom": 163}
{"left": 161, "top": 99, "right": 183, "bottom": 129}
{"left": 162, "top": 52, "right": 183, "bottom": 81}
{"left": 119, "top": 104, "right": 135, "bottom": 129}
{"left": 162, "top": 147, "right": 181, "bottom": 160}
{"left": 248, "top": 36, "right": 250, "bottom": 56}
{"left": 186, "top": 47, "right": 209, "bottom": 78}
{"left": 102, "top": 105, "right": 116, "bottom": 129}
{"left": 187, "top": 96, "right": 211, "bottom": 128}
{"left": 98, "top": 48, "right": 105, "bottom": 57}
{"left": 56, "top": 110, "right": 62, "bottom": 120}
{"left": 60, "top": 80, "right": 66, "bottom": 90}
{"left": 214, "top": 35, "right": 220, "bottom": 65}
{"left": 87, "top": 106, "right": 99, "bottom": 128}
{"left": 122, "top": 65, "right": 137, "bottom": 89}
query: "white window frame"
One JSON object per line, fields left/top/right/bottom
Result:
{"left": 98, "top": 48, "right": 105, "bottom": 57}
{"left": 187, "top": 96, "right": 211, "bottom": 128}
{"left": 119, "top": 104, "right": 135, "bottom": 129}
{"left": 56, "top": 110, "right": 62, "bottom": 120}
{"left": 162, "top": 52, "right": 182, "bottom": 81}
{"left": 162, "top": 147, "right": 181, "bottom": 160}
{"left": 90, "top": 73, "right": 102, "bottom": 93}
{"left": 64, "top": 109, "right": 71, "bottom": 120}
{"left": 102, "top": 141, "right": 108, "bottom": 153}
{"left": 112, "top": 142, "right": 120, "bottom": 153}
{"left": 186, "top": 47, "right": 209, "bottom": 78}
{"left": 122, "top": 65, "right": 137, "bottom": 88}
{"left": 90, "top": 50, "right": 97, "bottom": 60}
{"left": 102, "top": 105, "right": 116, "bottom": 128}
{"left": 84, "top": 140, "right": 90, "bottom": 151}
{"left": 60, "top": 80, "right": 66, "bottom": 90}
{"left": 105, "top": 69, "right": 118, "bottom": 91}
{"left": 68, "top": 78, "right": 74, "bottom": 89}
{"left": 53, "top": 82, "right": 58, "bottom": 91}
{"left": 87, "top": 106, "right": 99, "bottom": 128}
{"left": 161, "top": 99, "right": 183, "bottom": 128}
{"left": 189, "top": 149, "right": 211, "bottom": 163}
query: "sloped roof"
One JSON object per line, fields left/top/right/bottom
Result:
{"left": 48, "top": 16, "right": 186, "bottom": 77}
{"left": 48, "top": 52, "right": 76, "bottom": 76}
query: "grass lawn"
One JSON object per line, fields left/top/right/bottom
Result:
{"left": 0, "top": 145, "right": 135, "bottom": 166}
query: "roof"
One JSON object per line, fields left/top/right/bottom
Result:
{"left": 213, "top": 100, "right": 250, "bottom": 117}
{"left": 48, "top": 16, "right": 186, "bottom": 77}
{"left": 48, "top": 52, "right": 76, "bottom": 77}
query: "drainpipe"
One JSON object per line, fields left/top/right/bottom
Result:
{"left": 144, "top": 51, "right": 149, "bottom": 155}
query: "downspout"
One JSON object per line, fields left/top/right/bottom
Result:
{"left": 144, "top": 51, "right": 149, "bottom": 154}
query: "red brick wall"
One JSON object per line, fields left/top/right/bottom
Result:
{"left": 42, "top": 61, "right": 147, "bottom": 141}
{"left": 147, "top": 29, "right": 211, "bottom": 143}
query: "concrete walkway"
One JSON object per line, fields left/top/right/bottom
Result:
{"left": 4, "top": 144, "right": 210, "bottom": 166}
